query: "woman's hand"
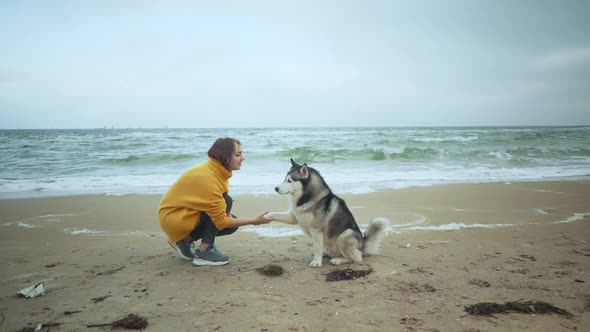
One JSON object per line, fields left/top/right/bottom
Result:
{"left": 253, "top": 211, "right": 272, "bottom": 225}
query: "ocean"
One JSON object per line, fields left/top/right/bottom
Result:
{"left": 1, "top": 126, "right": 589, "bottom": 199}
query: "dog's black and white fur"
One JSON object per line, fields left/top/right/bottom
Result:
{"left": 265, "top": 158, "right": 389, "bottom": 267}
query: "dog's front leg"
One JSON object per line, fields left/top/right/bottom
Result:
{"left": 309, "top": 229, "right": 324, "bottom": 267}
{"left": 264, "top": 211, "right": 297, "bottom": 225}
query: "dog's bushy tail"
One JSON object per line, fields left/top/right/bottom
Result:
{"left": 362, "top": 217, "right": 389, "bottom": 256}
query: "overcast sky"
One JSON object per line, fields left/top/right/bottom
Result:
{"left": 1, "top": 0, "right": 589, "bottom": 129}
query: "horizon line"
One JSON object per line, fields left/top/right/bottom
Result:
{"left": 0, "top": 124, "right": 589, "bottom": 130}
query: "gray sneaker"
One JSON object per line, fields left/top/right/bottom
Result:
{"left": 168, "top": 240, "right": 194, "bottom": 260}
{"left": 192, "top": 249, "right": 231, "bottom": 266}
{"left": 208, "top": 244, "right": 224, "bottom": 257}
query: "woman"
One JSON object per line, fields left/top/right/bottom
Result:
{"left": 159, "top": 137, "right": 270, "bottom": 266}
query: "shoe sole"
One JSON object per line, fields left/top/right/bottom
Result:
{"left": 168, "top": 241, "right": 193, "bottom": 261}
{"left": 192, "top": 258, "right": 231, "bottom": 266}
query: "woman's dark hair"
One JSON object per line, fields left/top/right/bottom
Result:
{"left": 208, "top": 137, "right": 241, "bottom": 169}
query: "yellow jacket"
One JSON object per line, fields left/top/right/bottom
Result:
{"left": 159, "top": 158, "right": 232, "bottom": 242}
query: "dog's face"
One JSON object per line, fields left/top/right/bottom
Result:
{"left": 274, "top": 158, "right": 309, "bottom": 195}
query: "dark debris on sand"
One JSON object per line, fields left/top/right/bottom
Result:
{"left": 255, "top": 263, "right": 285, "bottom": 277}
{"left": 112, "top": 314, "right": 149, "bottom": 330}
{"left": 325, "top": 267, "right": 373, "bottom": 281}
{"left": 87, "top": 313, "right": 148, "bottom": 330}
{"left": 464, "top": 300, "right": 573, "bottom": 318}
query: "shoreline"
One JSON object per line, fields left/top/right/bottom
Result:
{"left": 1, "top": 180, "right": 589, "bottom": 331}
{"left": 2, "top": 175, "right": 590, "bottom": 201}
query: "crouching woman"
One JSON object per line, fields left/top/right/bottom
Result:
{"left": 158, "top": 137, "right": 271, "bottom": 266}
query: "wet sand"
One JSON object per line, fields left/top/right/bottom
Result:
{"left": 1, "top": 181, "right": 589, "bottom": 331}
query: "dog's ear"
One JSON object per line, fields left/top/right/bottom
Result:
{"left": 299, "top": 164, "right": 309, "bottom": 179}
{"left": 290, "top": 158, "right": 300, "bottom": 168}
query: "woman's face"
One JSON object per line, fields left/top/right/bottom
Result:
{"left": 228, "top": 143, "right": 244, "bottom": 171}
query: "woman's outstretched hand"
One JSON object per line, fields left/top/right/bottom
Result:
{"left": 253, "top": 211, "right": 272, "bottom": 225}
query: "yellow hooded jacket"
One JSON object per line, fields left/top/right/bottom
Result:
{"left": 158, "top": 158, "right": 232, "bottom": 243}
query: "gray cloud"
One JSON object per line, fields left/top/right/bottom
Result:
{"left": 1, "top": 1, "right": 589, "bottom": 128}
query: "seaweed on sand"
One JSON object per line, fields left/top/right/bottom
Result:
{"left": 325, "top": 267, "right": 373, "bottom": 281}
{"left": 255, "top": 263, "right": 285, "bottom": 277}
{"left": 87, "top": 313, "right": 148, "bottom": 329}
{"left": 464, "top": 300, "right": 572, "bottom": 318}
{"left": 112, "top": 314, "right": 149, "bottom": 329}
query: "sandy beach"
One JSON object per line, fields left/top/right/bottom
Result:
{"left": 1, "top": 181, "right": 589, "bottom": 331}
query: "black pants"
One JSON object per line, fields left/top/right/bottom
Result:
{"left": 189, "top": 193, "right": 238, "bottom": 245}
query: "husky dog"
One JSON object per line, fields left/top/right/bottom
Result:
{"left": 265, "top": 158, "right": 389, "bottom": 267}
